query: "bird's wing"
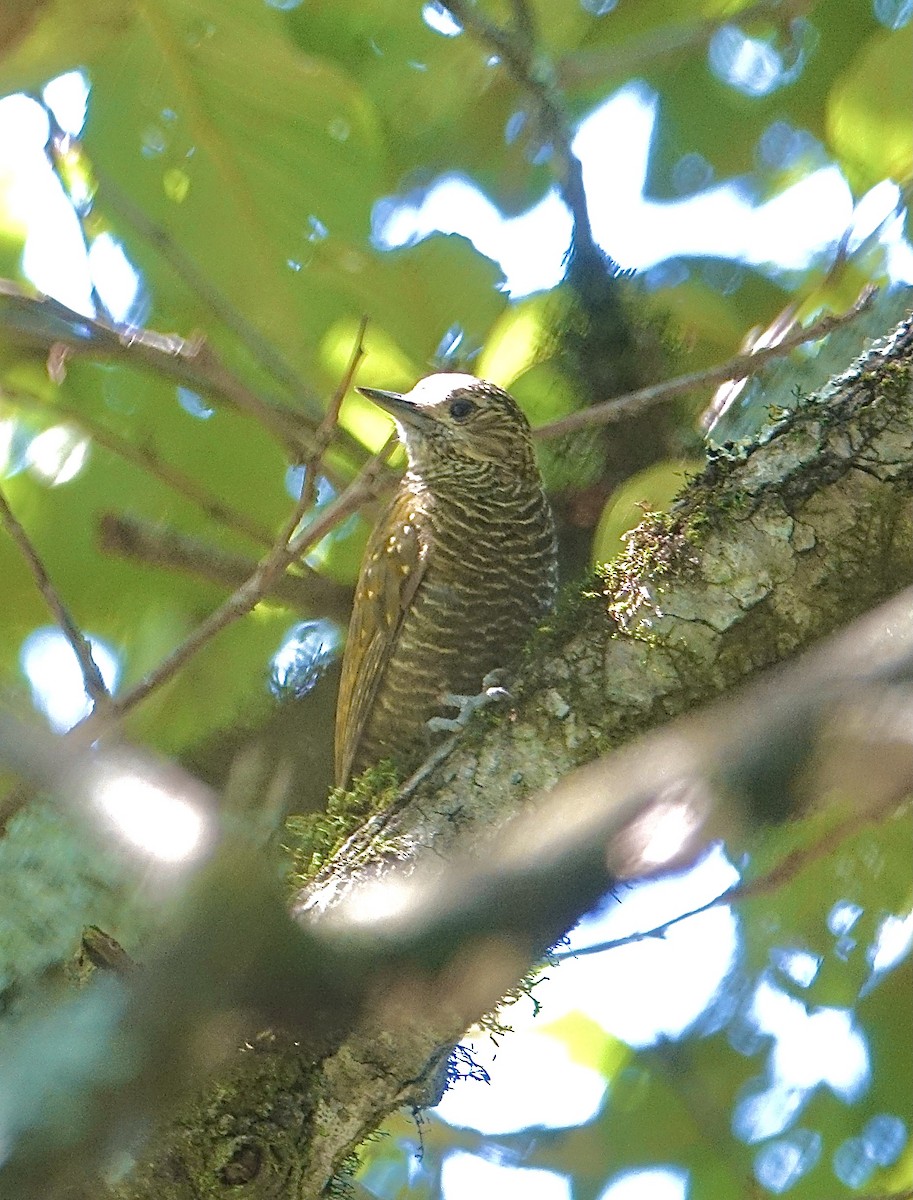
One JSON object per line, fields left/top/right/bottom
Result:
{"left": 334, "top": 488, "right": 429, "bottom": 787}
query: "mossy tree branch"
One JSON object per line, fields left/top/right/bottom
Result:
{"left": 106, "top": 311, "right": 913, "bottom": 1198}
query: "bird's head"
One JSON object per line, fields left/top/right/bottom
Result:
{"left": 357, "top": 373, "right": 537, "bottom": 481}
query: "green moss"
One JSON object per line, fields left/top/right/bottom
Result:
{"left": 522, "top": 576, "right": 603, "bottom": 662}
{"left": 680, "top": 481, "right": 754, "bottom": 542}
{"left": 108, "top": 1031, "right": 321, "bottom": 1200}
{"left": 878, "top": 358, "right": 913, "bottom": 393}
{"left": 596, "top": 510, "right": 698, "bottom": 634}
{"left": 283, "top": 761, "right": 401, "bottom": 886}
{"left": 475, "top": 958, "right": 551, "bottom": 1040}
{"left": 325, "top": 1154, "right": 363, "bottom": 1198}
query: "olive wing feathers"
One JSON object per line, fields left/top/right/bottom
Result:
{"left": 334, "top": 489, "right": 429, "bottom": 787}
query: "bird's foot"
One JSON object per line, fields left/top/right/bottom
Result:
{"left": 397, "top": 673, "right": 512, "bottom": 804}
{"left": 426, "top": 670, "right": 512, "bottom": 734}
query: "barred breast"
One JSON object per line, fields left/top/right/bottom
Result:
{"left": 347, "top": 476, "right": 556, "bottom": 782}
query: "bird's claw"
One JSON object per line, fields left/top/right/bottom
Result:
{"left": 426, "top": 674, "right": 512, "bottom": 734}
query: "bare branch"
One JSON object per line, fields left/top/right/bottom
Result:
{"left": 554, "top": 809, "right": 874, "bottom": 961}
{"left": 7, "top": 385, "right": 278, "bottom": 548}
{"left": 286, "top": 432, "right": 395, "bottom": 561}
{"left": 536, "top": 285, "right": 878, "bottom": 438}
{"left": 1, "top": 317, "right": 387, "bottom": 786}
{"left": 0, "top": 279, "right": 318, "bottom": 459}
{"left": 97, "top": 513, "right": 351, "bottom": 620}
{"left": 0, "top": 484, "right": 110, "bottom": 710}
{"left": 70, "top": 432, "right": 396, "bottom": 742}
{"left": 299, "top": 315, "right": 369, "bottom": 515}
{"left": 508, "top": 0, "right": 536, "bottom": 51}
{"left": 76, "top": 486, "right": 313, "bottom": 736}
{"left": 442, "top": 0, "right": 604, "bottom": 272}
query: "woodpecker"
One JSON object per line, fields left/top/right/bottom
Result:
{"left": 334, "top": 373, "right": 557, "bottom": 788}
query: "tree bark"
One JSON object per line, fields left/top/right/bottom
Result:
{"left": 271, "top": 311, "right": 912, "bottom": 1197}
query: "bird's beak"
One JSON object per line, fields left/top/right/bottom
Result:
{"left": 357, "top": 386, "right": 424, "bottom": 427}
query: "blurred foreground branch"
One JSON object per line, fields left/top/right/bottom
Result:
{"left": 0, "top": 483, "right": 111, "bottom": 713}
{"left": 0, "top": 589, "right": 909, "bottom": 1197}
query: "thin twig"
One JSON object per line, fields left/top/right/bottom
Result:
{"left": 508, "top": 0, "right": 536, "bottom": 50}
{"left": 443, "top": 0, "right": 603, "bottom": 271}
{"left": 7, "top": 386, "right": 277, "bottom": 548}
{"left": 0, "top": 483, "right": 110, "bottom": 709}
{"left": 41, "top": 108, "right": 377, "bottom": 485}
{"left": 702, "top": 188, "right": 910, "bottom": 431}
{"left": 847, "top": 1191, "right": 913, "bottom": 1200}
{"left": 536, "top": 285, "right": 878, "bottom": 439}
{"left": 71, "top": 506, "right": 314, "bottom": 741}
{"left": 69, "top": 431, "right": 397, "bottom": 743}
{"left": 327, "top": 317, "right": 369, "bottom": 430}
{"left": 556, "top": 0, "right": 786, "bottom": 86}
{"left": 97, "top": 513, "right": 352, "bottom": 619}
{"left": 701, "top": 300, "right": 802, "bottom": 431}
{"left": 1, "top": 278, "right": 380, "bottom": 487}
{"left": 91, "top": 320, "right": 370, "bottom": 622}
{"left": 38, "top": 100, "right": 323, "bottom": 424}
{"left": 552, "top": 810, "right": 873, "bottom": 961}
{"left": 394, "top": 731, "right": 463, "bottom": 805}
{"left": 286, "top": 433, "right": 396, "bottom": 561}
{"left": 300, "top": 316, "right": 369, "bottom": 515}
{"left": 825, "top": 178, "right": 913, "bottom": 292}
{"left": 93, "top": 168, "right": 323, "bottom": 417}
{"left": 0, "top": 279, "right": 320, "bottom": 459}
{"left": 4, "top": 326, "right": 391, "bottom": 757}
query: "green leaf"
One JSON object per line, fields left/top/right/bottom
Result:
{"left": 827, "top": 24, "right": 913, "bottom": 192}
{"left": 80, "top": 0, "right": 384, "bottom": 374}
{"left": 592, "top": 458, "right": 701, "bottom": 565}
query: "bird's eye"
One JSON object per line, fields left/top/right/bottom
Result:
{"left": 448, "top": 397, "right": 476, "bottom": 421}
